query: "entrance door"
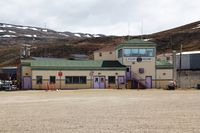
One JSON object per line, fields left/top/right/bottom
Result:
{"left": 93, "top": 77, "right": 99, "bottom": 89}
{"left": 93, "top": 76, "right": 105, "bottom": 89}
{"left": 145, "top": 76, "right": 152, "bottom": 88}
{"left": 99, "top": 77, "right": 105, "bottom": 89}
{"left": 23, "top": 76, "right": 32, "bottom": 89}
{"left": 126, "top": 66, "right": 131, "bottom": 79}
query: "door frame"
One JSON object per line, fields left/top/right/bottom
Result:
{"left": 93, "top": 76, "right": 106, "bottom": 89}
{"left": 22, "top": 76, "right": 32, "bottom": 89}
{"left": 126, "top": 66, "right": 132, "bottom": 79}
{"left": 145, "top": 76, "right": 152, "bottom": 88}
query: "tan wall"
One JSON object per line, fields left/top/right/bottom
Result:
{"left": 156, "top": 80, "right": 171, "bottom": 89}
{"left": 94, "top": 51, "right": 116, "bottom": 60}
{"left": 156, "top": 69, "right": 173, "bottom": 80}
{"left": 22, "top": 66, "right": 32, "bottom": 76}
{"left": 32, "top": 70, "right": 126, "bottom": 89}
{"left": 156, "top": 69, "right": 173, "bottom": 88}
{"left": 123, "top": 57, "right": 156, "bottom": 79}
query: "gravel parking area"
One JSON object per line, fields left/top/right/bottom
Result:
{"left": 0, "top": 89, "right": 200, "bottom": 133}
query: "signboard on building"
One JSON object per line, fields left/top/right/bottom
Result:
{"left": 58, "top": 71, "right": 63, "bottom": 77}
{"left": 127, "top": 57, "right": 152, "bottom": 62}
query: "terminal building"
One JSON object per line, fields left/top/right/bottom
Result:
{"left": 20, "top": 39, "right": 174, "bottom": 90}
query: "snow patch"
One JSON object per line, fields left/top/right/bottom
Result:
{"left": 74, "top": 34, "right": 81, "bottom": 37}
{"left": 84, "top": 34, "right": 91, "bottom": 38}
{"left": 24, "top": 34, "right": 37, "bottom": 37}
{"left": 24, "top": 35, "right": 32, "bottom": 37}
{"left": 0, "top": 30, "right": 6, "bottom": 32}
{"left": 93, "top": 34, "right": 100, "bottom": 37}
{"left": 59, "top": 33, "right": 69, "bottom": 37}
{"left": 144, "top": 38, "right": 152, "bottom": 41}
{"left": 0, "top": 24, "right": 14, "bottom": 28}
{"left": 8, "top": 30, "right": 16, "bottom": 33}
{"left": 42, "top": 29, "right": 48, "bottom": 32}
{"left": 1, "top": 35, "right": 16, "bottom": 37}
{"left": 16, "top": 26, "right": 29, "bottom": 30}
{"left": 192, "top": 24, "right": 200, "bottom": 29}
{"left": 29, "top": 27, "right": 38, "bottom": 31}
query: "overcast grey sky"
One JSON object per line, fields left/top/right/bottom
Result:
{"left": 0, "top": 0, "right": 199, "bottom": 35}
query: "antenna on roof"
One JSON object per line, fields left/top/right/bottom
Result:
{"left": 141, "top": 19, "right": 143, "bottom": 40}
{"left": 128, "top": 22, "right": 130, "bottom": 41}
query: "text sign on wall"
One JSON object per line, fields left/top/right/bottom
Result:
{"left": 127, "top": 57, "right": 152, "bottom": 62}
{"left": 58, "top": 71, "right": 63, "bottom": 77}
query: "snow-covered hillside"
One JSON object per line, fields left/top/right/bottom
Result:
{"left": 0, "top": 23, "right": 105, "bottom": 39}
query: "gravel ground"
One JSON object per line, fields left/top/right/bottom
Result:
{"left": 0, "top": 89, "right": 200, "bottom": 133}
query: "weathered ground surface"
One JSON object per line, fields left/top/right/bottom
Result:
{"left": 0, "top": 89, "right": 200, "bottom": 133}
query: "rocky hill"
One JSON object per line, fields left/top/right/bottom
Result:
{"left": 0, "top": 21, "right": 199, "bottom": 66}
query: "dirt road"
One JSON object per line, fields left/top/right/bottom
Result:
{"left": 0, "top": 89, "right": 200, "bottom": 133}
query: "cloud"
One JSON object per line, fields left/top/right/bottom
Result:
{"left": 0, "top": 0, "right": 199, "bottom": 35}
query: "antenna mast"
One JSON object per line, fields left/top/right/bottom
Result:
{"left": 128, "top": 22, "right": 130, "bottom": 40}
{"left": 141, "top": 19, "right": 143, "bottom": 40}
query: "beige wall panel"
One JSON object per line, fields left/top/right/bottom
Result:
{"left": 94, "top": 51, "right": 116, "bottom": 60}
{"left": 123, "top": 57, "right": 156, "bottom": 79}
{"left": 22, "top": 66, "right": 32, "bottom": 76}
{"left": 32, "top": 70, "right": 126, "bottom": 89}
{"left": 156, "top": 69, "right": 173, "bottom": 80}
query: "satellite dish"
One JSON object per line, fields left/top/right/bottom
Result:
{"left": 137, "top": 57, "right": 142, "bottom": 62}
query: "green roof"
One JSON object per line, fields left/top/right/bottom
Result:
{"left": 21, "top": 59, "right": 126, "bottom": 70}
{"left": 156, "top": 60, "right": 173, "bottom": 69}
{"left": 116, "top": 39, "right": 156, "bottom": 50}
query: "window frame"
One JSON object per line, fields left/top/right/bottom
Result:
{"left": 65, "top": 76, "right": 73, "bottom": 84}
{"left": 36, "top": 76, "right": 43, "bottom": 84}
{"left": 49, "top": 76, "right": 56, "bottom": 84}
{"left": 65, "top": 76, "right": 87, "bottom": 84}
{"left": 108, "top": 76, "right": 116, "bottom": 84}
{"left": 118, "top": 49, "right": 122, "bottom": 58}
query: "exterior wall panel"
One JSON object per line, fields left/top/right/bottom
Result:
{"left": 94, "top": 51, "right": 116, "bottom": 60}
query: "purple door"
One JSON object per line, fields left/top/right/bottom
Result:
{"left": 99, "top": 77, "right": 105, "bottom": 89}
{"left": 23, "top": 76, "right": 32, "bottom": 89}
{"left": 126, "top": 66, "right": 131, "bottom": 79}
{"left": 145, "top": 76, "right": 152, "bottom": 88}
{"left": 93, "top": 77, "right": 99, "bottom": 89}
{"left": 93, "top": 76, "right": 105, "bottom": 89}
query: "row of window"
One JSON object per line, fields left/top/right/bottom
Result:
{"left": 118, "top": 48, "right": 154, "bottom": 57}
{"left": 36, "top": 76, "right": 87, "bottom": 84}
{"left": 36, "top": 76, "right": 123, "bottom": 84}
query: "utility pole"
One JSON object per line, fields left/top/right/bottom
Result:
{"left": 172, "top": 50, "right": 176, "bottom": 81}
{"left": 178, "top": 44, "right": 183, "bottom": 88}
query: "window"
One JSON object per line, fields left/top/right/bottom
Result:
{"left": 138, "top": 49, "right": 146, "bottom": 56}
{"left": 73, "top": 76, "right": 79, "bottom": 84}
{"left": 126, "top": 67, "right": 130, "bottom": 72}
{"left": 65, "top": 76, "right": 87, "bottom": 84}
{"left": 131, "top": 49, "right": 138, "bottom": 56}
{"left": 118, "top": 49, "right": 122, "bottom": 58}
{"left": 108, "top": 76, "right": 116, "bottom": 84}
{"left": 49, "top": 76, "right": 56, "bottom": 84}
{"left": 146, "top": 48, "right": 154, "bottom": 57}
{"left": 99, "top": 52, "right": 102, "bottom": 57}
{"left": 36, "top": 76, "right": 42, "bottom": 84}
{"left": 118, "top": 76, "right": 125, "bottom": 84}
{"left": 80, "top": 76, "right": 86, "bottom": 84}
{"left": 65, "top": 76, "right": 72, "bottom": 84}
{"left": 124, "top": 49, "right": 131, "bottom": 57}
{"left": 123, "top": 48, "right": 154, "bottom": 57}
